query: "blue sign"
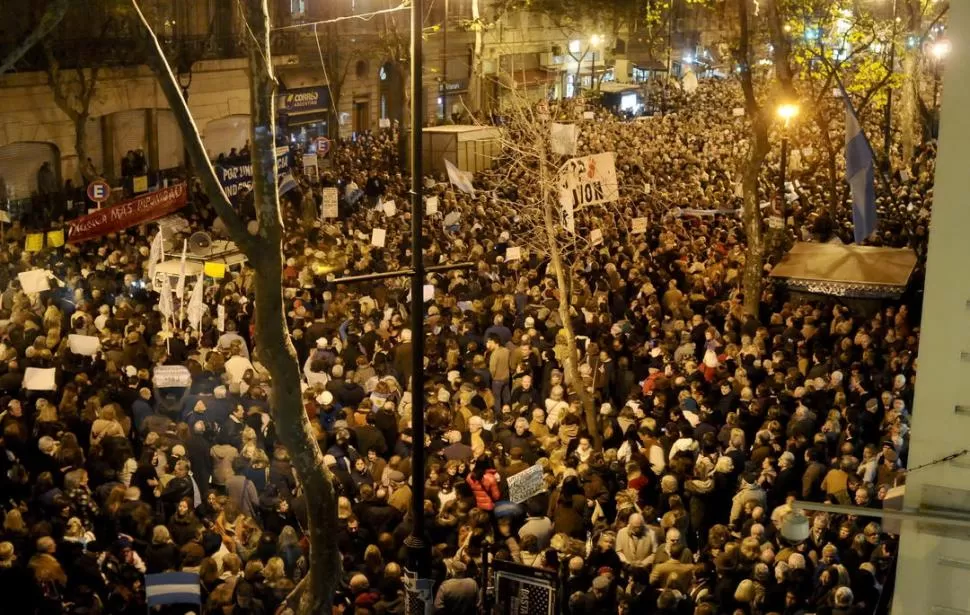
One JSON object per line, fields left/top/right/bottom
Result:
{"left": 278, "top": 87, "right": 329, "bottom": 113}
{"left": 215, "top": 148, "right": 290, "bottom": 198}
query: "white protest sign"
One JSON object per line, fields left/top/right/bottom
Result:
{"left": 505, "top": 246, "right": 522, "bottom": 261}
{"left": 507, "top": 464, "right": 547, "bottom": 504}
{"left": 153, "top": 365, "right": 192, "bottom": 388}
{"left": 732, "top": 108, "right": 745, "bottom": 117}
{"left": 443, "top": 211, "right": 461, "bottom": 228}
{"left": 590, "top": 229, "right": 603, "bottom": 246}
{"left": 321, "top": 187, "right": 339, "bottom": 218}
{"left": 550, "top": 123, "right": 578, "bottom": 156}
{"left": 558, "top": 152, "right": 619, "bottom": 212}
{"left": 382, "top": 200, "right": 397, "bottom": 217}
{"left": 631, "top": 218, "right": 648, "bottom": 234}
{"left": 379, "top": 118, "right": 391, "bottom": 128}
{"left": 371, "top": 228, "right": 387, "bottom": 247}
{"left": 583, "top": 111, "right": 595, "bottom": 120}
{"left": 18, "top": 269, "right": 50, "bottom": 294}
{"left": 899, "top": 169, "right": 911, "bottom": 182}
{"left": 217, "top": 304, "right": 226, "bottom": 332}
{"left": 426, "top": 196, "right": 438, "bottom": 215}
{"left": 423, "top": 285, "right": 435, "bottom": 302}
{"left": 23, "top": 367, "right": 56, "bottom": 391}
{"left": 68, "top": 334, "right": 101, "bottom": 356}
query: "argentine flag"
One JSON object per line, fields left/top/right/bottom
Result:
{"left": 845, "top": 102, "right": 877, "bottom": 243}
{"left": 145, "top": 571, "right": 201, "bottom": 607}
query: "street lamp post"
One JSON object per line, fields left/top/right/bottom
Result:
{"left": 590, "top": 34, "right": 603, "bottom": 92}
{"left": 777, "top": 103, "right": 800, "bottom": 221}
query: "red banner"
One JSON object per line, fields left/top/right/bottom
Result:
{"left": 67, "top": 184, "right": 188, "bottom": 243}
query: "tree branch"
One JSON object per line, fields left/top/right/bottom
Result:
{"left": 0, "top": 0, "right": 71, "bottom": 75}
{"left": 130, "top": 0, "right": 255, "bottom": 255}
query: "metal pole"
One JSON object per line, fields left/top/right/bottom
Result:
{"left": 780, "top": 135, "right": 788, "bottom": 219}
{"left": 442, "top": 0, "right": 448, "bottom": 120}
{"left": 405, "top": 0, "right": 431, "bottom": 581}
{"left": 884, "top": 0, "right": 897, "bottom": 171}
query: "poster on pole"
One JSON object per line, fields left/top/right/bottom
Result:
{"left": 321, "top": 187, "right": 339, "bottom": 218}
{"left": 507, "top": 464, "right": 546, "bottom": 504}
{"left": 557, "top": 152, "right": 619, "bottom": 213}
{"left": 493, "top": 559, "right": 558, "bottom": 615}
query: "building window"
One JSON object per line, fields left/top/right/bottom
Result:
{"left": 290, "top": 0, "right": 305, "bottom": 16}
{"left": 568, "top": 40, "right": 581, "bottom": 54}
{"left": 356, "top": 60, "right": 369, "bottom": 78}
{"left": 380, "top": 66, "right": 388, "bottom": 81}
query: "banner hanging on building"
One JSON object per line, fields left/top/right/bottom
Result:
{"left": 67, "top": 184, "right": 188, "bottom": 244}
{"left": 215, "top": 147, "right": 290, "bottom": 198}
{"left": 557, "top": 152, "right": 619, "bottom": 213}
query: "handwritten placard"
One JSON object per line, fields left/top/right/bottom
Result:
{"left": 631, "top": 218, "right": 647, "bottom": 234}
{"left": 507, "top": 464, "right": 547, "bottom": 503}
{"left": 371, "top": 228, "right": 387, "bottom": 248}
{"left": 426, "top": 196, "right": 439, "bottom": 215}
{"left": 505, "top": 246, "right": 521, "bottom": 261}
{"left": 322, "top": 187, "right": 339, "bottom": 218}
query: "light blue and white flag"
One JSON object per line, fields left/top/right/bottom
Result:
{"left": 444, "top": 158, "right": 476, "bottom": 196}
{"left": 845, "top": 101, "right": 877, "bottom": 243}
{"left": 145, "top": 571, "right": 201, "bottom": 608}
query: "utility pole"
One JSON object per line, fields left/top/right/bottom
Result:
{"left": 441, "top": 0, "right": 449, "bottom": 119}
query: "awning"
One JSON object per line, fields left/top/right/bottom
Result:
{"left": 769, "top": 242, "right": 917, "bottom": 299}
{"left": 277, "top": 67, "right": 328, "bottom": 89}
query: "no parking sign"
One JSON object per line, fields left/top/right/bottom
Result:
{"left": 316, "top": 136, "right": 331, "bottom": 158}
{"left": 87, "top": 179, "right": 111, "bottom": 203}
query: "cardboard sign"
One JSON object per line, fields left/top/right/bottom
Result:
{"left": 18, "top": 269, "right": 50, "bottom": 293}
{"left": 25, "top": 233, "right": 43, "bottom": 252}
{"left": 631, "top": 218, "right": 648, "bottom": 234}
{"left": 153, "top": 365, "right": 192, "bottom": 388}
{"left": 505, "top": 246, "right": 522, "bottom": 261}
{"left": 426, "top": 196, "right": 439, "bottom": 215}
{"left": 590, "top": 228, "right": 603, "bottom": 246}
{"left": 23, "top": 367, "right": 56, "bottom": 391}
{"left": 204, "top": 262, "right": 226, "bottom": 279}
{"left": 558, "top": 152, "right": 619, "bottom": 211}
{"left": 507, "top": 464, "right": 547, "bottom": 504}
{"left": 46, "top": 230, "right": 64, "bottom": 248}
{"left": 322, "top": 187, "right": 339, "bottom": 218}
{"left": 68, "top": 334, "right": 101, "bottom": 356}
{"left": 371, "top": 228, "right": 386, "bottom": 248}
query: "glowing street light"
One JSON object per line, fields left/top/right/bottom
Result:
{"left": 590, "top": 34, "right": 603, "bottom": 47}
{"left": 776, "top": 102, "right": 800, "bottom": 127}
{"left": 931, "top": 39, "right": 951, "bottom": 60}
{"left": 589, "top": 34, "right": 604, "bottom": 92}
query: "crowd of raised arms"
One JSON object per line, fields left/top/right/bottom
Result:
{"left": 0, "top": 79, "right": 932, "bottom": 614}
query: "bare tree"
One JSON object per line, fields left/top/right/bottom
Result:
{"left": 0, "top": 0, "right": 70, "bottom": 74}
{"left": 131, "top": 1, "right": 340, "bottom": 612}
{"left": 42, "top": 42, "right": 100, "bottom": 183}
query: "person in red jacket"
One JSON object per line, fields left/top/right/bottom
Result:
{"left": 466, "top": 463, "right": 501, "bottom": 511}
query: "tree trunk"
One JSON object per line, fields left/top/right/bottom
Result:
{"left": 900, "top": 51, "right": 917, "bottom": 165}
{"left": 538, "top": 142, "right": 599, "bottom": 448}
{"left": 813, "top": 111, "right": 839, "bottom": 214}
{"left": 131, "top": 1, "right": 340, "bottom": 613}
{"left": 241, "top": 3, "right": 341, "bottom": 613}
{"left": 74, "top": 114, "right": 89, "bottom": 182}
{"left": 736, "top": 0, "right": 768, "bottom": 317}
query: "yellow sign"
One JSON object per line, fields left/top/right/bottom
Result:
{"left": 25, "top": 233, "right": 44, "bottom": 252}
{"left": 204, "top": 262, "right": 226, "bottom": 279}
{"left": 133, "top": 175, "right": 148, "bottom": 193}
{"left": 46, "top": 230, "right": 65, "bottom": 248}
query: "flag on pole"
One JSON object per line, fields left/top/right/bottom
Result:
{"left": 444, "top": 159, "right": 476, "bottom": 195}
{"left": 147, "top": 232, "right": 164, "bottom": 281}
{"left": 158, "top": 279, "right": 174, "bottom": 320}
{"left": 175, "top": 240, "right": 188, "bottom": 300}
{"left": 145, "top": 572, "right": 201, "bottom": 608}
{"left": 186, "top": 274, "right": 205, "bottom": 331}
{"left": 845, "top": 97, "right": 878, "bottom": 243}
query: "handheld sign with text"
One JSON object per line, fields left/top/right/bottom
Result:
{"left": 379, "top": 118, "right": 391, "bottom": 129}
{"left": 87, "top": 179, "right": 111, "bottom": 203}
{"left": 23, "top": 367, "right": 57, "bottom": 391}
{"left": 631, "top": 217, "right": 648, "bottom": 234}
{"left": 69, "top": 184, "right": 188, "bottom": 243}
{"left": 590, "top": 228, "right": 603, "bottom": 246}
{"left": 558, "top": 152, "right": 619, "bottom": 212}
{"left": 321, "top": 187, "right": 339, "bottom": 218}
{"left": 505, "top": 246, "right": 521, "bottom": 261}
{"left": 425, "top": 196, "right": 438, "bottom": 215}
{"left": 371, "top": 228, "right": 386, "bottom": 248}
{"left": 153, "top": 365, "right": 192, "bottom": 388}
{"left": 507, "top": 464, "right": 547, "bottom": 504}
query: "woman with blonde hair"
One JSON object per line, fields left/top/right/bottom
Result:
{"left": 90, "top": 405, "right": 125, "bottom": 449}
{"left": 28, "top": 553, "right": 67, "bottom": 612}
{"left": 33, "top": 400, "right": 65, "bottom": 440}
{"left": 262, "top": 556, "right": 295, "bottom": 612}
{"left": 146, "top": 525, "right": 180, "bottom": 573}
{"left": 1, "top": 509, "right": 28, "bottom": 558}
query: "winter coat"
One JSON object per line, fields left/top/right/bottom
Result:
{"left": 466, "top": 469, "right": 501, "bottom": 511}
{"left": 210, "top": 444, "right": 239, "bottom": 486}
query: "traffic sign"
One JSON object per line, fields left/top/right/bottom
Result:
{"left": 316, "top": 137, "right": 331, "bottom": 158}
{"left": 87, "top": 179, "right": 111, "bottom": 203}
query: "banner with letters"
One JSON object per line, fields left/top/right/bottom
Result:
{"left": 215, "top": 147, "right": 290, "bottom": 198}
{"left": 557, "top": 152, "right": 619, "bottom": 215}
{"left": 67, "top": 184, "right": 188, "bottom": 243}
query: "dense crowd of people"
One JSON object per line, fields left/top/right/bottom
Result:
{"left": 0, "top": 78, "right": 934, "bottom": 615}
